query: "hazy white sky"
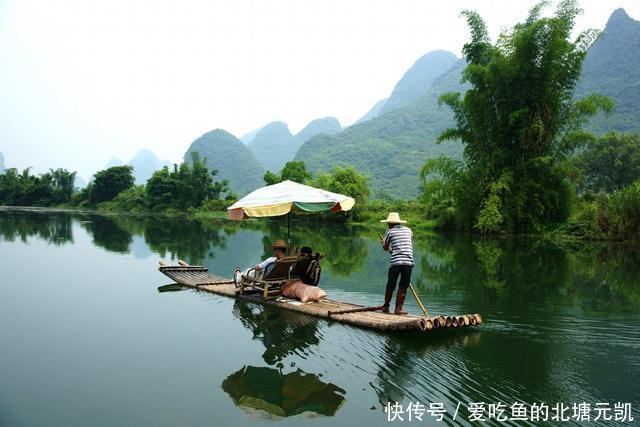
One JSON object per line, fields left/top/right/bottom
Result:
{"left": 1, "top": 0, "right": 638, "bottom": 179}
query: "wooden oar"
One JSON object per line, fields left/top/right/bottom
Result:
{"left": 379, "top": 233, "right": 430, "bottom": 317}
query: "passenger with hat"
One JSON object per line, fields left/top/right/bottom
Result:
{"left": 254, "top": 239, "right": 288, "bottom": 277}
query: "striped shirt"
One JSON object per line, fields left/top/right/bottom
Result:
{"left": 384, "top": 225, "right": 414, "bottom": 266}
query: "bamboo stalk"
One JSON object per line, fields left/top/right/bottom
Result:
{"left": 408, "top": 284, "right": 430, "bottom": 317}
{"left": 177, "top": 259, "right": 191, "bottom": 267}
{"left": 473, "top": 313, "right": 483, "bottom": 325}
{"left": 436, "top": 315, "right": 446, "bottom": 328}
{"left": 328, "top": 305, "right": 384, "bottom": 316}
{"left": 445, "top": 316, "right": 452, "bottom": 327}
{"left": 468, "top": 314, "right": 477, "bottom": 325}
{"left": 456, "top": 316, "right": 467, "bottom": 327}
{"left": 451, "top": 316, "right": 459, "bottom": 327}
{"left": 418, "top": 317, "right": 434, "bottom": 331}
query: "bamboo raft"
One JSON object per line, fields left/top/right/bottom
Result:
{"left": 157, "top": 261, "right": 483, "bottom": 333}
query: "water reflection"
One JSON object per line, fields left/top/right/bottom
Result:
{"left": 258, "top": 220, "right": 369, "bottom": 276}
{"left": 372, "top": 331, "right": 483, "bottom": 406}
{"left": 3, "top": 209, "right": 640, "bottom": 423}
{"left": 2, "top": 210, "right": 639, "bottom": 314}
{"left": 0, "top": 210, "right": 73, "bottom": 244}
{"left": 232, "top": 301, "right": 320, "bottom": 365}
{"left": 222, "top": 365, "right": 346, "bottom": 419}
{"left": 81, "top": 216, "right": 132, "bottom": 253}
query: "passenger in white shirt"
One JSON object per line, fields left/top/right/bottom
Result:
{"left": 253, "top": 239, "right": 288, "bottom": 277}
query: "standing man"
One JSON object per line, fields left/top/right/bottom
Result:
{"left": 380, "top": 212, "right": 414, "bottom": 315}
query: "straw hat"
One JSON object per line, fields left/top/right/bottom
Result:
{"left": 271, "top": 239, "right": 288, "bottom": 249}
{"left": 380, "top": 212, "right": 407, "bottom": 224}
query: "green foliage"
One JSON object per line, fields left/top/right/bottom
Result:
{"left": 438, "top": 0, "right": 611, "bottom": 231}
{"left": 280, "top": 161, "right": 312, "bottom": 184}
{"left": 573, "top": 132, "right": 640, "bottom": 192}
{"left": 101, "top": 186, "right": 148, "bottom": 213}
{"left": 146, "top": 152, "right": 228, "bottom": 212}
{"left": 263, "top": 171, "right": 281, "bottom": 185}
{"left": 313, "top": 166, "right": 369, "bottom": 205}
{"left": 0, "top": 167, "right": 76, "bottom": 206}
{"left": 88, "top": 165, "right": 135, "bottom": 204}
{"left": 419, "top": 157, "right": 483, "bottom": 230}
{"left": 596, "top": 180, "right": 640, "bottom": 240}
{"left": 311, "top": 166, "right": 370, "bottom": 220}
{"left": 475, "top": 177, "right": 509, "bottom": 233}
{"left": 264, "top": 161, "right": 312, "bottom": 185}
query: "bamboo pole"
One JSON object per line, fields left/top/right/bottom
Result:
{"left": 408, "top": 284, "right": 430, "bottom": 317}
{"left": 328, "top": 305, "right": 384, "bottom": 316}
{"left": 473, "top": 313, "right": 483, "bottom": 325}
{"left": 177, "top": 259, "right": 191, "bottom": 267}
{"left": 456, "top": 316, "right": 466, "bottom": 327}
{"left": 451, "top": 316, "right": 459, "bottom": 327}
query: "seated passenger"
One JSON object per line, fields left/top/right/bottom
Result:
{"left": 291, "top": 246, "right": 322, "bottom": 286}
{"left": 252, "top": 239, "right": 288, "bottom": 278}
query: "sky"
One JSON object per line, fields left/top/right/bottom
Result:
{"left": 1, "top": 0, "right": 638, "bottom": 180}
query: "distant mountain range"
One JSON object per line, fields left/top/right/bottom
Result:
{"left": 296, "top": 58, "right": 465, "bottom": 199}
{"left": 101, "top": 150, "right": 172, "bottom": 185}
{"left": 297, "top": 8, "right": 640, "bottom": 199}
{"left": 379, "top": 50, "right": 459, "bottom": 116}
{"left": 184, "top": 129, "right": 265, "bottom": 195}
{"left": 127, "top": 149, "right": 172, "bottom": 184}
{"left": 240, "top": 126, "right": 264, "bottom": 144}
{"left": 353, "top": 98, "right": 387, "bottom": 125}
{"left": 575, "top": 8, "right": 640, "bottom": 134}
{"left": 174, "top": 8, "right": 638, "bottom": 200}
{"left": 246, "top": 117, "right": 341, "bottom": 173}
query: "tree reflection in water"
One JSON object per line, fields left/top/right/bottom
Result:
{"left": 0, "top": 209, "right": 73, "bottom": 244}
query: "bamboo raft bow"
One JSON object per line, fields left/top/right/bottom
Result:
{"left": 157, "top": 260, "right": 483, "bottom": 333}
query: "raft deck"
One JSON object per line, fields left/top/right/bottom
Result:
{"left": 158, "top": 263, "right": 482, "bottom": 333}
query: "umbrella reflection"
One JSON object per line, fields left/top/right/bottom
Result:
{"left": 222, "top": 365, "right": 346, "bottom": 419}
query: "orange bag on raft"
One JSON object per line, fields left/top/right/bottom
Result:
{"left": 281, "top": 280, "right": 327, "bottom": 303}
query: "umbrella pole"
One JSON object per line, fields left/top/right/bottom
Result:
{"left": 287, "top": 212, "right": 291, "bottom": 250}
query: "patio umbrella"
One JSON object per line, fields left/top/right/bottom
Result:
{"left": 227, "top": 180, "right": 355, "bottom": 244}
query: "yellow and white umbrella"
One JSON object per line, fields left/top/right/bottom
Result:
{"left": 227, "top": 180, "right": 355, "bottom": 243}
{"left": 227, "top": 180, "right": 354, "bottom": 220}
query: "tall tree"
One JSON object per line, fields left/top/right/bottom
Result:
{"left": 438, "top": 0, "right": 613, "bottom": 231}
{"left": 263, "top": 161, "right": 312, "bottom": 185}
{"left": 89, "top": 166, "right": 135, "bottom": 204}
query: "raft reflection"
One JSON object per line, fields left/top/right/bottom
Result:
{"left": 222, "top": 365, "right": 346, "bottom": 419}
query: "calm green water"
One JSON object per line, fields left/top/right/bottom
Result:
{"left": 0, "top": 209, "right": 639, "bottom": 426}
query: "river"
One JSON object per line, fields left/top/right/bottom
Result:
{"left": 0, "top": 209, "right": 638, "bottom": 426}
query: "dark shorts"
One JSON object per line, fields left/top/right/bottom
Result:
{"left": 386, "top": 265, "right": 413, "bottom": 291}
